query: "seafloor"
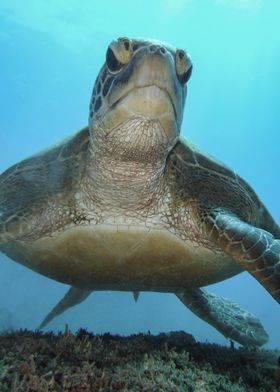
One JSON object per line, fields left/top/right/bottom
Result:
{"left": 0, "top": 329, "right": 279, "bottom": 391}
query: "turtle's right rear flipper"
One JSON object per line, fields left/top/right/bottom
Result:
{"left": 38, "top": 286, "right": 92, "bottom": 329}
{"left": 176, "top": 288, "right": 269, "bottom": 346}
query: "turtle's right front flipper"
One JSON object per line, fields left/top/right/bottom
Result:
{"left": 38, "top": 286, "right": 92, "bottom": 329}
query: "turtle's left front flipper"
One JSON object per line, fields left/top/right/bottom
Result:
{"left": 203, "top": 209, "right": 280, "bottom": 303}
{"left": 38, "top": 287, "right": 92, "bottom": 329}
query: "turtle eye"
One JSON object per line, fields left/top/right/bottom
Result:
{"left": 106, "top": 47, "right": 123, "bottom": 73}
{"left": 176, "top": 49, "right": 193, "bottom": 84}
{"left": 106, "top": 38, "right": 133, "bottom": 74}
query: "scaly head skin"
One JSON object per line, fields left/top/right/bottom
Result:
{"left": 88, "top": 37, "right": 192, "bottom": 162}
{"left": 85, "top": 37, "right": 193, "bottom": 208}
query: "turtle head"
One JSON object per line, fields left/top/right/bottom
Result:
{"left": 89, "top": 37, "right": 192, "bottom": 158}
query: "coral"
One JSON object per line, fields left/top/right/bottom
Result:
{"left": 0, "top": 329, "right": 278, "bottom": 391}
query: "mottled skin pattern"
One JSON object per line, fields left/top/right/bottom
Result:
{"left": 0, "top": 38, "right": 279, "bottom": 346}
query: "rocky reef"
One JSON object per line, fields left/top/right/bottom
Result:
{"left": 0, "top": 329, "right": 279, "bottom": 391}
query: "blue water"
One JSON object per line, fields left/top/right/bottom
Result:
{"left": 0, "top": 1, "right": 279, "bottom": 348}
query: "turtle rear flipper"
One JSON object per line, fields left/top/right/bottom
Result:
{"left": 39, "top": 289, "right": 140, "bottom": 329}
{"left": 38, "top": 287, "right": 92, "bottom": 329}
{"left": 177, "top": 288, "right": 268, "bottom": 346}
{"left": 203, "top": 209, "right": 280, "bottom": 304}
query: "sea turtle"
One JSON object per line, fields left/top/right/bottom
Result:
{"left": 0, "top": 38, "right": 279, "bottom": 346}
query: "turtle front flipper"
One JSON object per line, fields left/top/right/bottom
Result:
{"left": 38, "top": 287, "right": 92, "bottom": 329}
{"left": 176, "top": 288, "right": 268, "bottom": 346}
{"left": 203, "top": 209, "right": 280, "bottom": 304}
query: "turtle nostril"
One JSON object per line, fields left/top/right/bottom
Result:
{"left": 149, "top": 45, "right": 166, "bottom": 55}
{"left": 149, "top": 45, "right": 157, "bottom": 53}
{"left": 123, "top": 39, "right": 130, "bottom": 51}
